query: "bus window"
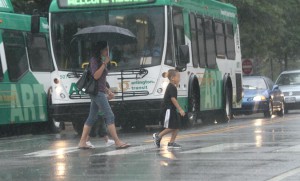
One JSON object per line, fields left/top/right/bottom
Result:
{"left": 165, "top": 8, "right": 175, "bottom": 66}
{"left": 3, "top": 30, "right": 29, "bottom": 82}
{"left": 172, "top": 7, "right": 186, "bottom": 63}
{"left": 226, "top": 23, "right": 235, "bottom": 60}
{"left": 214, "top": 21, "right": 226, "bottom": 58}
{"left": 196, "top": 17, "right": 206, "bottom": 68}
{"left": 27, "top": 34, "right": 54, "bottom": 72}
{"left": 204, "top": 19, "right": 216, "bottom": 69}
{"left": 0, "top": 58, "right": 3, "bottom": 81}
{"left": 189, "top": 13, "right": 199, "bottom": 68}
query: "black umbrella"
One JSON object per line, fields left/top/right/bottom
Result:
{"left": 73, "top": 25, "right": 136, "bottom": 45}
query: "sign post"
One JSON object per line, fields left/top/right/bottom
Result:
{"left": 242, "top": 59, "right": 253, "bottom": 75}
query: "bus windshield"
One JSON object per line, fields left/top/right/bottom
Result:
{"left": 51, "top": 7, "right": 165, "bottom": 72}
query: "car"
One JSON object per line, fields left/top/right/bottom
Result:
{"left": 234, "top": 76, "right": 285, "bottom": 117}
{"left": 275, "top": 70, "right": 300, "bottom": 113}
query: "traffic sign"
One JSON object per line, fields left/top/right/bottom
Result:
{"left": 242, "top": 59, "right": 253, "bottom": 75}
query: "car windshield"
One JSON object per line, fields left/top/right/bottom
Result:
{"left": 276, "top": 72, "right": 300, "bottom": 86}
{"left": 51, "top": 7, "right": 165, "bottom": 72}
{"left": 243, "top": 78, "right": 267, "bottom": 90}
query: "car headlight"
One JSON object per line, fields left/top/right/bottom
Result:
{"left": 253, "top": 95, "right": 266, "bottom": 101}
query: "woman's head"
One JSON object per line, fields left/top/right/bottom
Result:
{"left": 93, "top": 41, "right": 108, "bottom": 57}
{"left": 167, "top": 69, "right": 180, "bottom": 84}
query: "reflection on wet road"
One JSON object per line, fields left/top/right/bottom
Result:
{"left": 1, "top": 112, "right": 300, "bottom": 180}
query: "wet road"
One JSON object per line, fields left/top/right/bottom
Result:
{"left": 1, "top": 112, "right": 300, "bottom": 181}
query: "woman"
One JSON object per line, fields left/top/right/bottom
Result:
{"left": 78, "top": 41, "right": 130, "bottom": 150}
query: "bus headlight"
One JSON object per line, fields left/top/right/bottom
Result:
{"left": 55, "top": 86, "right": 66, "bottom": 99}
{"left": 55, "top": 86, "right": 62, "bottom": 94}
{"left": 253, "top": 95, "right": 266, "bottom": 101}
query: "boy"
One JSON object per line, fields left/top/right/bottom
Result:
{"left": 153, "top": 69, "right": 185, "bottom": 149}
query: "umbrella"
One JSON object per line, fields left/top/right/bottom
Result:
{"left": 73, "top": 25, "right": 136, "bottom": 45}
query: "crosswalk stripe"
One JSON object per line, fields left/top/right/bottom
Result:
{"left": 180, "top": 143, "right": 254, "bottom": 153}
{"left": 93, "top": 144, "right": 155, "bottom": 156}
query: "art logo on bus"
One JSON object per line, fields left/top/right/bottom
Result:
{"left": 0, "top": 84, "right": 47, "bottom": 123}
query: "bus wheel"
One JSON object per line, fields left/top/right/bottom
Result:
{"left": 121, "top": 121, "right": 133, "bottom": 130}
{"left": 219, "top": 86, "right": 232, "bottom": 123}
{"left": 187, "top": 89, "right": 199, "bottom": 127}
{"left": 47, "top": 117, "right": 62, "bottom": 133}
{"left": 201, "top": 115, "right": 215, "bottom": 125}
{"left": 134, "top": 120, "right": 146, "bottom": 130}
{"left": 72, "top": 121, "right": 85, "bottom": 135}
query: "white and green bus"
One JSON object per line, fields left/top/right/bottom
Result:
{"left": 48, "top": 0, "right": 243, "bottom": 131}
{"left": 0, "top": 0, "right": 61, "bottom": 133}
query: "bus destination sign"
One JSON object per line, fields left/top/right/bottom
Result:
{"left": 58, "top": 0, "right": 156, "bottom": 8}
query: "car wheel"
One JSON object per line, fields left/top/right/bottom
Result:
{"left": 284, "top": 107, "right": 289, "bottom": 114}
{"left": 277, "top": 102, "right": 285, "bottom": 117}
{"left": 264, "top": 101, "right": 273, "bottom": 118}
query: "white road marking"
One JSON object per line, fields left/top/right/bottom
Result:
{"left": 24, "top": 145, "right": 106, "bottom": 157}
{"left": 24, "top": 147, "right": 79, "bottom": 157}
{"left": 267, "top": 167, "right": 300, "bottom": 181}
{"left": 275, "top": 144, "right": 300, "bottom": 152}
{"left": 0, "top": 150, "right": 17, "bottom": 153}
{"left": 0, "top": 137, "right": 45, "bottom": 145}
{"left": 93, "top": 144, "right": 155, "bottom": 156}
{"left": 181, "top": 143, "right": 254, "bottom": 153}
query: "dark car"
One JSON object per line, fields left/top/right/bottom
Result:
{"left": 235, "top": 76, "right": 285, "bottom": 117}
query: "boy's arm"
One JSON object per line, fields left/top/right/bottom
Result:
{"left": 171, "top": 97, "right": 185, "bottom": 116}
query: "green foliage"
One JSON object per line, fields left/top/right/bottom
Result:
{"left": 223, "top": 0, "right": 300, "bottom": 78}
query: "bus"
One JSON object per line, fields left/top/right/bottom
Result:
{"left": 0, "top": 0, "right": 61, "bottom": 133}
{"left": 47, "top": 0, "right": 243, "bottom": 132}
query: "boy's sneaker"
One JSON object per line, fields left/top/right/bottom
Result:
{"left": 152, "top": 133, "right": 161, "bottom": 148}
{"left": 167, "top": 142, "right": 181, "bottom": 149}
{"left": 105, "top": 139, "right": 115, "bottom": 147}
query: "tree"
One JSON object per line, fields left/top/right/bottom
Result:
{"left": 223, "top": 0, "right": 300, "bottom": 78}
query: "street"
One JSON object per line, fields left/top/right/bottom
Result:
{"left": 1, "top": 112, "right": 300, "bottom": 181}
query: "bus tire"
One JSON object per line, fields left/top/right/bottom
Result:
{"left": 187, "top": 77, "right": 200, "bottom": 127}
{"left": 121, "top": 121, "right": 133, "bottom": 130}
{"left": 134, "top": 120, "right": 146, "bottom": 130}
{"left": 72, "top": 120, "right": 85, "bottom": 135}
{"left": 45, "top": 91, "right": 62, "bottom": 133}
{"left": 219, "top": 84, "right": 233, "bottom": 123}
{"left": 46, "top": 117, "right": 62, "bottom": 133}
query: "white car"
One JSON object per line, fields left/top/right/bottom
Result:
{"left": 275, "top": 70, "right": 300, "bottom": 113}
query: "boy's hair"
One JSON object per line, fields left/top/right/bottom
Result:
{"left": 166, "top": 69, "right": 179, "bottom": 80}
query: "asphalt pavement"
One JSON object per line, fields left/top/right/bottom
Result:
{"left": 1, "top": 112, "right": 300, "bottom": 181}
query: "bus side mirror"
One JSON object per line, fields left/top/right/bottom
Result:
{"left": 31, "top": 14, "right": 40, "bottom": 33}
{"left": 177, "top": 45, "right": 189, "bottom": 72}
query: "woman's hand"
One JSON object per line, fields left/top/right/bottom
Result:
{"left": 107, "top": 89, "right": 115, "bottom": 100}
{"left": 104, "top": 56, "right": 110, "bottom": 65}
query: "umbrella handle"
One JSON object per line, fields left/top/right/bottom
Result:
{"left": 111, "top": 61, "right": 118, "bottom": 67}
{"left": 81, "top": 62, "right": 89, "bottom": 69}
